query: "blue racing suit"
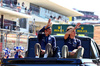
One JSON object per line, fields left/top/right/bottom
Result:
{"left": 38, "top": 26, "right": 56, "bottom": 50}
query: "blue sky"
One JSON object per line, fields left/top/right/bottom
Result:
{"left": 50, "top": 0, "right": 100, "bottom": 17}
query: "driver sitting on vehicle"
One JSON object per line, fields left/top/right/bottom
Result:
{"left": 34, "top": 19, "right": 56, "bottom": 58}
{"left": 35, "top": 19, "right": 56, "bottom": 58}
{"left": 62, "top": 23, "right": 84, "bottom": 59}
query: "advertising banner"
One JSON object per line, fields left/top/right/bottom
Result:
{"left": 52, "top": 24, "right": 94, "bottom": 38}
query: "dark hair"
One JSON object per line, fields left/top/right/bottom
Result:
{"left": 66, "top": 28, "right": 72, "bottom": 31}
{"left": 45, "top": 27, "right": 51, "bottom": 30}
{"left": 50, "top": 16, "right": 52, "bottom": 18}
{"left": 58, "top": 16, "right": 61, "bottom": 19}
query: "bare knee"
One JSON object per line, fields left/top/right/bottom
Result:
{"left": 78, "top": 47, "right": 84, "bottom": 51}
{"left": 35, "top": 43, "right": 41, "bottom": 47}
{"left": 63, "top": 45, "right": 68, "bottom": 48}
{"left": 47, "top": 43, "right": 51, "bottom": 46}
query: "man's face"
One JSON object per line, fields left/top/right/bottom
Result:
{"left": 45, "top": 28, "right": 51, "bottom": 35}
{"left": 70, "top": 30, "right": 76, "bottom": 37}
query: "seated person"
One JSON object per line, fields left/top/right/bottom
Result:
{"left": 34, "top": 19, "right": 56, "bottom": 58}
{"left": 3, "top": 48, "right": 11, "bottom": 59}
{"left": 62, "top": 23, "right": 84, "bottom": 59}
{"left": 14, "top": 46, "right": 24, "bottom": 58}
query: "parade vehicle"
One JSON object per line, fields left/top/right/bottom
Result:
{"left": 1, "top": 35, "right": 100, "bottom": 66}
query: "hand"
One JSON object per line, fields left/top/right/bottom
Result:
{"left": 72, "top": 49, "right": 77, "bottom": 52}
{"left": 41, "top": 49, "right": 45, "bottom": 55}
{"left": 74, "top": 23, "right": 81, "bottom": 30}
{"left": 69, "top": 52, "right": 75, "bottom": 56}
{"left": 47, "top": 19, "right": 52, "bottom": 27}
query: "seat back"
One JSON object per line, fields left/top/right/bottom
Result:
{"left": 27, "top": 38, "right": 38, "bottom": 58}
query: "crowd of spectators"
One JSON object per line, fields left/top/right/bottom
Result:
{"left": 50, "top": 15, "right": 68, "bottom": 23}
{"left": 0, "top": 1, "right": 32, "bottom": 15}
{"left": 0, "top": 1, "right": 68, "bottom": 23}
{"left": 3, "top": 46, "right": 25, "bottom": 59}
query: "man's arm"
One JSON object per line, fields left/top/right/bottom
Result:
{"left": 72, "top": 39, "right": 82, "bottom": 52}
{"left": 52, "top": 37, "right": 56, "bottom": 50}
{"left": 38, "top": 19, "right": 51, "bottom": 32}
{"left": 78, "top": 46, "right": 82, "bottom": 49}
{"left": 45, "top": 19, "right": 52, "bottom": 29}
{"left": 77, "top": 39, "right": 82, "bottom": 49}
{"left": 64, "top": 28, "right": 74, "bottom": 40}
{"left": 70, "top": 38, "right": 82, "bottom": 56}
{"left": 64, "top": 23, "right": 81, "bottom": 40}
{"left": 38, "top": 19, "right": 52, "bottom": 40}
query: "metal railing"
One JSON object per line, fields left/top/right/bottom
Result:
{"left": 0, "top": 28, "right": 36, "bottom": 59}
{"left": 0, "top": 52, "right": 3, "bottom": 59}
{"left": 0, "top": 3, "right": 31, "bottom": 15}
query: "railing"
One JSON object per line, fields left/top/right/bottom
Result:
{"left": 0, "top": 3, "right": 67, "bottom": 23}
{"left": 0, "top": 3, "right": 68, "bottom": 25}
{"left": 0, "top": 28, "right": 36, "bottom": 59}
{"left": 0, "top": 52, "right": 3, "bottom": 59}
{"left": 0, "top": 3, "right": 32, "bottom": 15}
{"left": 31, "top": 11, "right": 67, "bottom": 24}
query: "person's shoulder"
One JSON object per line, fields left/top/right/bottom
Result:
{"left": 64, "top": 36, "right": 70, "bottom": 40}
{"left": 75, "top": 38, "right": 81, "bottom": 42}
{"left": 50, "top": 35, "right": 55, "bottom": 39}
{"left": 50, "top": 35, "right": 55, "bottom": 37}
